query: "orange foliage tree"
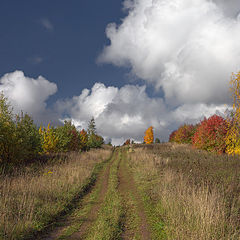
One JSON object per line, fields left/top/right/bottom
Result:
{"left": 144, "top": 126, "right": 154, "bottom": 144}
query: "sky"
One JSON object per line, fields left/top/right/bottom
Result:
{"left": 1, "top": 0, "right": 240, "bottom": 145}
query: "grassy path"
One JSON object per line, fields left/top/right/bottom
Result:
{"left": 118, "top": 149, "right": 151, "bottom": 240}
{"left": 39, "top": 147, "right": 152, "bottom": 240}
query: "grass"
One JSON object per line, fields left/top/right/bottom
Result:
{"left": 57, "top": 155, "right": 114, "bottom": 239}
{"left": 86, "top": 148, "right": 124, "bottom": 240}
{"left": 0, "top": 148, "right": 112, "bottom": 240}
{"left": 128, "top": 143, "right": 240, "bottom": 239}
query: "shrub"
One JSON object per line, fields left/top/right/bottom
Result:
{"left": 192, "top": 115, "right": 228, "bottom": 153}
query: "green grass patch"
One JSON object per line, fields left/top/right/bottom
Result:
{"left": 86, "top": 150, "right": 124, "bottom": 240}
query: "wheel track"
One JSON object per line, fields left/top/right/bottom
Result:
{"left": 39, "top": 150, "right": 117, "bottom": 240}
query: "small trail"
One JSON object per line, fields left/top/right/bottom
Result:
{"left": 68, "top": 152, "right": 116, "bottom": 239}
{"left": 40, "top": 151, "right": 116, "bottom": 240}
{"left": 39, "top": 148, "right": 151, "bottom": 240}
{"left": 118, "top": 148, "right": 151, "bottom": 240}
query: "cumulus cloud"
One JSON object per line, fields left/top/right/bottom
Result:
{"left": 56, "top": 83, "right": 228, "bottom": 145}
{"left": 99, "top": 0, "right": 240, "bottom": 106}
{"left": 0, "top": 71, "right": 229, "bottom": 144}
{"left": 0, "top": 71, "right": 58, "bottom": 124}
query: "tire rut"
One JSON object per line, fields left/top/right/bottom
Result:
{"left": 118, "top": 148, "right": 151, "bottom": 240}
{"left": 40, "top": 152, "right": 116, "bottom": 240}
{"left": 68, "top": 152, "right": 116, "bottom": 239}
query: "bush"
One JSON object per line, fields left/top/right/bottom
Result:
{"left": 192, "top": 115, "right": 228, "bottom": 153}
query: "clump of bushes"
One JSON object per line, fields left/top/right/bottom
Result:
{"left": 169, "top": 124, "right": 197, "bottom": 144}
{"left": 169, "top": 115, "right": 228, "bottom": 154}
{"left": 0, "top": 94, "right": 104, "bottom": 167}
{"left": 192, "top": 115, "right": 228, "bottom": 153}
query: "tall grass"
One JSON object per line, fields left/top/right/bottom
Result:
{"left": 129, "top": 143, "right": 240, "bottom": 239}
{"left": 0, "top": 148, "right": 112, "bottom": 239}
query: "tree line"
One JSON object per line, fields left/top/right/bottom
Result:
{"left": 0, "top": 94, "right": 104, "bottom": 166}
{"left": 169, "top": 71, "right": 240, "bottom": 155}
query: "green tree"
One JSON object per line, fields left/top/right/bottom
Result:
{"left": 15, "top": 112, "right": 42, "bottom": 160}
{"left": 155, "top": 138, "right": 160, "bottom": 143}
{"left": 87, "top": 117, "right": 96, "bottom": 136}
{"left": 0, "top": 93, "right": 16, "bottom": 164}
{"left": 55, "top": 120, "right": 80, "bottom": 152}
{"left": 87, "top": 117, "right": 104, "bottom": 148}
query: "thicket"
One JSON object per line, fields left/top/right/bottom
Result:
{"left": 0, "top": 94, "right": 104, "bottom": 167}
{"left": 169, "top": 71, "right": 240, "bottom": 155}
{"left": 169, "top": 115, "right": 228, "bottom": 153}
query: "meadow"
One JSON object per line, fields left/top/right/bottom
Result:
{"left": 129, "top": 143, "right": 240, "bottom": 239}
{"left": 0, "top": 148, "right": 112, "bottom": 239}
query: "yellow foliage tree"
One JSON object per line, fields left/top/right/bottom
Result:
{"left": 39, "top": 123, "right": 59, "bottom": 154}
{"left": 226, "top": 71, "right": 240, "bottom": 154}
{"left": 144, "top": 126, "right": 154, "bottom": 144}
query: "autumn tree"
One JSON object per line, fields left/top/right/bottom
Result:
{"left": 144, "top": 126, "right": 154, "bottom": 144}
{"left": 39, "top": 123, "right": 59, "bottom": 154}
{"left": 192, "top": 115, "right": 228, "bottom": 153}
{"left": 124, "top": 139, "right": 130, "bottom": 145}
{"left": 226, "top": 71, "right": 240, "bottom": 154}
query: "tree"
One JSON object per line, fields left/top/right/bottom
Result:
{"left": 55, "top": 120, "right": 80, "bottom": 152}
{"left": 144, "top": 126, "right": 154, "bottom": 144}
{"left": 15, "top": 112, "right": 42, "bottom": 160}
{"left": 87, "top": 117, "right": 104, "bottom": 148}
{"left": 123, "top": 139, "right": 130, "bottom": 145}
{"left": 0, "top": 94, "right": 17, "bottom": 164}
{"left": 192, "top": 115, "right": 228, "bottom": 153}
{"left": 39, "top": 123, "right": 59, "bottom": 154}
{"left": 87, "top": 117, "right": 96, "bottom": 136}
{"left": 155, "top": 138, "right": 160, "bottom": 143}
{"left": 226, "top": 71, "right": 240, "bottom": 154}
{"left": 79, "top": 129, "right": 88, "bottom": 151}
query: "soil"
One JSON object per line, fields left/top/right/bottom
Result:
{"left": 40, "top": 155, "right": 114, "bottom": 240}
{"left": 39, "top": 149, "right": 151, "bottom": 240}
{"left": 118, "top": 149, "right": 151, "bottom": 240}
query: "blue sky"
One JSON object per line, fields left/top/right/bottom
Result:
{"left": 0, "top": 0, "right": 239, "bottom": 144}
{"left": 0, "top": 0, "right": 130, "bottom": 101}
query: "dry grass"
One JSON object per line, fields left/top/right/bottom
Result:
{"left": 0, "top": 148, "right": 112, "bottom": 239}
{"left": 129, "top": 143, "right": 240, "bottom": 239}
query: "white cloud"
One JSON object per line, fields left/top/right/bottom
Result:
{"left": 0, "top": 71, "right": 58, "bottom": 124}
{"left": 40, "top": 18, "right": 54, "bottom": 31}
{"left": 99, "top": 0, "right": 240, "bottom": 106}
{"left": 0, "top": 71, "right": 230, "bottom": 144}
{"left": 57, "top": 82, "right": 229, "bottom": 145}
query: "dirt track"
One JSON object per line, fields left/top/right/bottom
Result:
{"left": 39, "top": 148, "right": 151, "bottom": 240}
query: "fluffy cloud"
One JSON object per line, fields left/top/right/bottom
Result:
{"left": 0, "top": 71, "right": 58, "bottom": 124}
{"left": 56, "top": 83, "right": 227, "bottom": 145}
{"left": 0, "top": 71, "right": 229, "bottom": 145}
{"left": 99, "top": 0, "right": 240, "bottom": 106}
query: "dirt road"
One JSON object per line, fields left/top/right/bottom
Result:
{"left": 39, "top": 148, "right": 151, "bottom": 240}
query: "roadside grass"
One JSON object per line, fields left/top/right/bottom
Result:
{"left": 86, "top": 149, "right": 124, "bottom": 240}
{"left": 0, "top": 148, "right": 112, "bottom": 240}
{"left": 129, "top": 143, "right": 240, "bottom": 239}
{"left": 57, "top": 157, "right": 113, "bottom": 239}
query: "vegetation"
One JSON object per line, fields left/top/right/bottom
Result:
{"left": 144, "top": 126, "right": 154, "bottom": 144}
{"left": 0, "top": 148, "right": 112, "bottom": 239}
{"left": 128, "top": 144, "right": 240, "bottom": 239}
{"left": 0, "top": 94, "right": 105, "bottom": 170}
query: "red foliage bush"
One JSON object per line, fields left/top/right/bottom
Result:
{"left": 192, "top": 115, "right": 228, "bottom": 153}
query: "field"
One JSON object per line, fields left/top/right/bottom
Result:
{"left": 1, "top": 144, "right": 240, "bottom": 239}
